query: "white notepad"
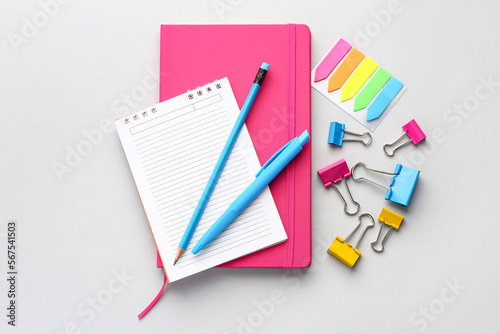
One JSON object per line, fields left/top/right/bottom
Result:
{"left": 115, "top": 77, "right": 287, "bottom": 282}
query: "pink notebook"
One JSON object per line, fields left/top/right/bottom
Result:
{"left": 158, "top": 24, "right": 311, "bottom": 268}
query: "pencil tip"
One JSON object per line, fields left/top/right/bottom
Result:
{"left": 173, "top": 248, "right": 185, "bottom": 266}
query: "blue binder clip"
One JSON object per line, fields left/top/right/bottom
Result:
{"left": 351, "top": 162, "right": 420, "bottom": 207}
{"left": 328, "top": 122, "right": 372, "bottom": 147}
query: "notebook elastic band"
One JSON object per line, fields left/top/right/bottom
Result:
{"left": 284, "top": 23, "right": 296, "bottom": 269}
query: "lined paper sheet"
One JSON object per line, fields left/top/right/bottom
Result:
{"left": 115, "top": 78, "right": 286, "bottom": 282}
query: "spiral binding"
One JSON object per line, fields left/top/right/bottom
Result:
{"left": 124, "top": 80, "right": 222, "bottom": 125}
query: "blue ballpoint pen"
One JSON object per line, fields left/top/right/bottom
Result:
{"left": 174, "top": 62, "right": 270, "bottom": 265}
{"left": 192, "top": 129, "right": 310, "bottom": 255}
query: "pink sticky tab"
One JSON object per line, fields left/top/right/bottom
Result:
{"left": 403, "top": 119, "right": 426, "bottom": 145}
{"left": 314, "top": 39, "right": 352, "bottom": 82}
{"left": 317, "top": 159, "right": 351, "bottom": 187}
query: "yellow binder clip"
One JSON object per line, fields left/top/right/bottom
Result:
{"left": 328, "top": 213, "right": 375, "bottom": 267}
{"left": 371, "top": 208, "right": 404, "bottom": 252}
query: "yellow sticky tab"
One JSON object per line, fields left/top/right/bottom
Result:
{"left": 341, "top": 57, "right": 378, "bottom": 102}
{"left": 379, "top": 208, "right": 404, "bottom": 230}
{"left": 327, "top": 236, "right": 361, "bottom": 268}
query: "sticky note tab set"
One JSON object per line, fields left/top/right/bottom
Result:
{"left": 311, "top": 38, "right": 406, "bottom": 132}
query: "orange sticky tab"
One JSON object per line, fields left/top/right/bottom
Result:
{"left": 328, "top": 49, "right": 365, "bottom": 92}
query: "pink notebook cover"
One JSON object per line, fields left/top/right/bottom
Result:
{"left": 157, "top": 24, "right": 311, "bottom": 268}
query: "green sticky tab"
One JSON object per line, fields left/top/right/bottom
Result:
{"left": 353, "top": 68, "right": 391, "bottom": 111}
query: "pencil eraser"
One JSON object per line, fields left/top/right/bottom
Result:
{"left": 261, "top": 62, "right": 270, "bottom": 71}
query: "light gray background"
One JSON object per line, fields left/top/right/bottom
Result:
{"left": 1, "top": 1, "right": 499, "bottom": 333}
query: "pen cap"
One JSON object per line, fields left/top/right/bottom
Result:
{"left": 298, "top": 130, "right": 310, "bottom": 146}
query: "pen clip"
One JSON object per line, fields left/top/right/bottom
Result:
{"left": 255, "top": 139, "right": 293, "bottom": 178}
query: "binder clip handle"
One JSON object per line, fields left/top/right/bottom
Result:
{"left": 383, "top": 132, "right": 412, "bottom": 156}
{"left": 351, "top": 162, "right": 396, "bottom": 191}
{"left": 318, "top": 159, "right": 360, "bottom": 215}
{"left": 328, "top": 122, "right": 372, "bottom": 147}
{"left": 331, "top": 181, "right": 360, "bottom": 215}
{"left": 328, "top": 213, "right": 375, "bottom": 268}
{"left": 371, "top": 208, "right": 404, "bottom": 252}
{"left": 383, "top": 119, "right": 426, "bottom": 156}
{"left": 343, "top": 129, "right": 372, "bottom": 146}
{"left": 371, "top": 225, "right": 393, "bottom": 252}
{"left": 344, "top": 213, "right": 375, "bottom": 250}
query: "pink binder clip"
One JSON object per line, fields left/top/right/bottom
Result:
{"left": 383, "top": 119, "right": 426, "bottom": 156}
{"left": 318, "top": 159, "right": 360, "bottom": 215}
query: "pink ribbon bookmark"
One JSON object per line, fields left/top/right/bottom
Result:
{"left": 138, "top": 273, "right": 168, "bottom": 319}
{"left": 314, "top": 38, "right": 352, "bottom": 82}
